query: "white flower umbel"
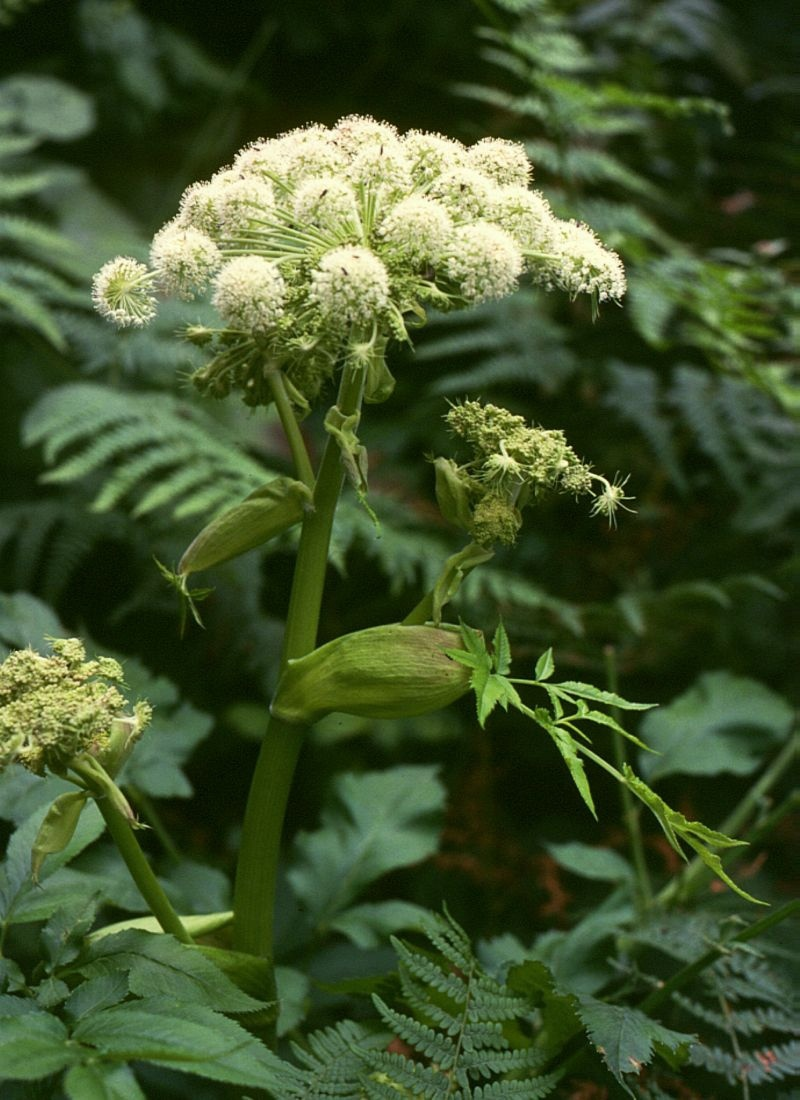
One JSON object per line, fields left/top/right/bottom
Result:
{"left": 292, "top": 177, "right": 361, "bottom": 232}
{"left": 150, "top": 224, "right": 221, "bottom": 299}
{"left": 333, "top": 114, "right": 401, "bottom": 157}
{"left": 402, "top": 129, "right": 467, "bottom": 185}
{"left": 466, "top": 137, "right": 533, "bottom": 188}
{"left": 487, "top": 186, "right": 558, "bottom": 260}
{"left": 214, "top": 177, "right": 276, "bottom": 235}
{"left": 212, "top": 255, "right": 286, "bottom": 332}
{"left": 92, "top": 116, "right": 627, "bottom": 395}
{"left": 310, "top": 245, "right": 391, "bottom": 327}
{"left": 378, "top": 196, "right": 453, "bottom": 266}
{"left": 443, "top": 223, "right": 524, "bottom": 304}
{"left": 92, "top": 257, "right": 157, "bottom": 328}
{"left": 539, "top": 220, "right": 627, "bottom": 302}
{"left": 427, "top": 167, "right": 496, "bottom": 222}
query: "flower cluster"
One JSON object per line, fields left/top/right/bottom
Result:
{"left": 0, "top": 638, "right": 151, "bottom": 776}
{"left": 437, "top": 401, "right": 634, "bottom": 545}
{"left": 92, "top": 116, "right": 626, "bottom": 408}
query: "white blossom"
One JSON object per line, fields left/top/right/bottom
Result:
{"left": 538, "top": 220, "right": 627, "bottom": 302}
{"left": 150, "top": 223, "right": 221, "bottom": 298}
{"left": 486, "top": 186, "right": 557, "bottom": 258}
{"left": 212, "top": 255, "right": 286, "bottom": 332}
{"left": 402, "top": 129, "right": 467, "bottom": 184}
{"left": 466, "top": 137, "right": 533, "bottom": 188}
{"left": 292, "top": 177, "right": 361, "bottom": 232}
{"left": 91, "top": 257, "right": 157, "bottom": 327}
{"left": 427, "top": 167, "right": 496, "bottom": 222}
{"left": 443, "top": 223, "right": 524, "bottom": 303}
{"left": 310, "top": 246, "right": 391, "bottom": 327}
{"left": 378, "top": 195, "right": 453, "bottom": 266}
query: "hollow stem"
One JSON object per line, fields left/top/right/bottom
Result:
{"left": 232, "top": 357, "right": 366, "bottom": 962}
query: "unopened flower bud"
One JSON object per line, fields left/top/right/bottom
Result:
{"left": 272, "top": 624, "right": 473, "bottom": 724}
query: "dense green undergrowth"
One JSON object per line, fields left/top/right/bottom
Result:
{"left": 0, "top": 1, "right": 797, "bottom": 1097}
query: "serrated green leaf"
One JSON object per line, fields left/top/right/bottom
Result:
{"left": 72, "top": 996, "right": 283, "bottom": 1089}
{"left": 0, "top": 1012, "right": 77, "bottom": 1079}
{"left": 578, "top": 995, "right": 694, "bottom": 1089}
{"left": 492, "top": 621, "right": 511, "bottom": 675}
{"left": 288, "top": 766, "right": 445, "bottom": 929}
{"left": 63, "top": 1063, "right": 146, "bottom": 1100}
{"left": 119, "top": 702, "right": 213, "bottom": 799}
{"left": 1, "top": 802, "right": 105, "bottom": 923}
{"left": 64, "top": 973, "right": 130, "bottom": 1022}
{"left": 534, "top": 648, "right": 555, "bottom": 681}
{"left": 526, "top": 707, "right": 596, "bottom": 817}
{"left": 549, "top": 681, "right": 654, "bottom": 710}
{"left": 622, "top": 766, "right": 764, "bottom": 903}
{"left": 638, "top": 671, "right": 793, "bottom": 782}
{"left": 81, "top": 930, "right": 265, "bottom": 1014}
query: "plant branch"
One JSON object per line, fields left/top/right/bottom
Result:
{"left": 95, "top": 795, "right": 194, "bottom": 945}
{"left": 266, "top": 366, "right": 315, "bottom": 489}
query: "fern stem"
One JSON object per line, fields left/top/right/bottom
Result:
{"left": 232, "top": 357, "right": 366, "bottom": 967}
{"left": 603, "top": 645, "right": 653, "bottom": 913}
{"left": 94, "top": 797, "right": 194, "bottom": 945}
{"left": 656, "top": 730, "right": 798, "bottom": 906}
{"left": 266, "top": 366, "right": 315, "bottom": 488}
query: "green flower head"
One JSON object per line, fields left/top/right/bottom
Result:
{"left": 441, "top": 400, "right": 634, "bottom": 545}
{"left": 0, "top": 638, "right": 151, "bottom": 776}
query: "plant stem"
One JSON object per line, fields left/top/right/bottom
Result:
{"left": 232, "top": 357, "right": 366, "bottom": 961}
{"left": 604, "top": 645, "right": 653, "bottom": 913}
{"left": 95, "top": 797, "right": 193, "bottom": 944}
{"left": 266, "top": 367, "right": 315, "bottom": 489}
{"left": 656, "top": 730, "right": 798, "bottom": 906}
{"left": 638, "top": 899, "right": 800, "bottom": 1015}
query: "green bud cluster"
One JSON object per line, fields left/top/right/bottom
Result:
{"left": 438, "top": 400, "right": 634, "bottom": 545}
{"left": 0, "top": 638, "right": 151, "bottom": 776}
{"left": 92, "top": 116, "right": 625, "bottom": 411}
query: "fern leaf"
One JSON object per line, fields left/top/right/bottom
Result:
{"left": 0, "top": 280, "right": 66, "bottom": 349}
{"left": 24, "top": 383, "right": 271, "bottom": 522}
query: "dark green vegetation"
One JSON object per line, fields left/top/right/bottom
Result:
{"left": 0, "top": 1, "right": 797, "bottom": 1097}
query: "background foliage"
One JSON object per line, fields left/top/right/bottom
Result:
{"left": 0, "top": 0, "right": 797, "bottom": 1097}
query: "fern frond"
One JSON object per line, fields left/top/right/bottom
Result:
{"left": 603, "top": 362, "right": 687, "bottom": 491}
{"left": 690, "top": 1038, "right": 800, "bottom": 1086}
{"left": 0, "top": 279, "right": 65, "bottom": 348}
{"left": 23, "top": 383, "right": 272, "bottom": 520}
{"left": 0, "top": 498, "right": 145, "bottom": 602}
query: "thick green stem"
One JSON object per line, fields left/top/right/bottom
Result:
{"left": 95, "top": 797, "right": 193, "bottom": 944}
{"left": 232, "top": 358, "right": 366, "bottom": 961}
